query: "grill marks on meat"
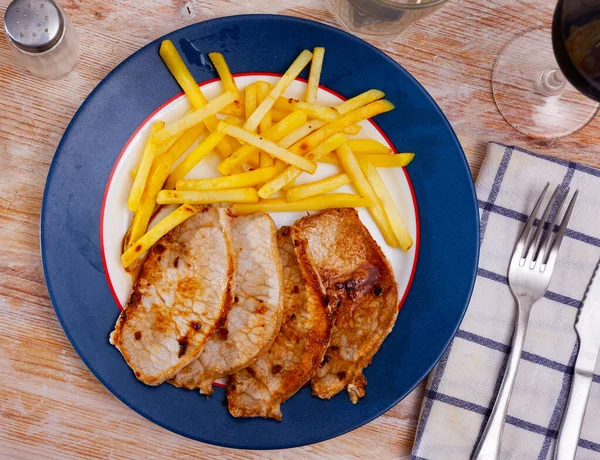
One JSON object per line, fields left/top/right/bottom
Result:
{"left": 109, "top": 207, "right": 235, "bottom": 385}
{"left": 227, "top": 227, "right": 331, "bottom": 420}
{"left": 294, "top": 209, "right": 398, "bottom": 403}
{"left": 171, "top": 213, "right": 284, "bottom": 394}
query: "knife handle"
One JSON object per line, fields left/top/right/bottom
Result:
{"left": 553, "top": 354, "right": 593, "bottom": 460}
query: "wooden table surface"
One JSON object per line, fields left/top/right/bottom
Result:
{"left": 2, "top": 0, "right": 600, "bottom": 459}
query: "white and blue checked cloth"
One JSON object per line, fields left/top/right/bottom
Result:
{"left": 412, "top": 143, "right": 600, "bottom": 460}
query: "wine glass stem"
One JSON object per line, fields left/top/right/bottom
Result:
{"left": 537, "top": 68, "right": 566, "bottom": 96}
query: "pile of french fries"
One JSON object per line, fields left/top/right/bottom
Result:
{"left": 121, "top": 42, "right": 415, "bottom": 269}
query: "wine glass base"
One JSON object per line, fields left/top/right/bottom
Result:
{"left": 493, "top": 28, "right": 599, "bottom": 139}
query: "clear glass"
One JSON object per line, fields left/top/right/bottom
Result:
{"left": 5, "top": 3, "right": 79, "bottom": 80}
{"left": 327, "top": 0, "right": 450, "bottom": 40}
{"left": 492, "top": 28, "right": 599, "bottom": 139}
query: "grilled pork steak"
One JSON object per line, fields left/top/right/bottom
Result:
{"left": 171, "top": 213, "right": 284, "bottom": 394}
{"left": 110, "top": 206, "right": 235, "bottom": 386}
{"left": 294, "top": 208, "right": 398, "bottom": 403}
{"left": 227, "top": 227, "right": 331, "bottom": 420}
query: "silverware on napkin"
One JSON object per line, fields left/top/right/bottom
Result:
{"left": 554, "top": 258, "right": 600, "bottom": 460}
{"left": 473, "top": 183, "right": 578, "bottom": 460}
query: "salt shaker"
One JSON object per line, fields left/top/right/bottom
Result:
{"left": 4, "top": 0, "right": 79, "bottom": 79}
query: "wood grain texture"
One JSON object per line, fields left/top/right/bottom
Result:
{"left": 1, "top": 0, "right": 599, "bottom": 459}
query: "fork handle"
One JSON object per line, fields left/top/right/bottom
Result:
{"left": 472, "top": 298, "right": 533, "bottom": 460}
{"left": 553, "top": 356, "right": 593, "bottom": 460}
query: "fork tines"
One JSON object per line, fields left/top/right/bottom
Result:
{"left": 514, "top": 183, "right": 578, "bottom": 270}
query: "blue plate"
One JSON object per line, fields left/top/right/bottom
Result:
{"left": 41, "top": 14, "right": 479, "bottom": 449}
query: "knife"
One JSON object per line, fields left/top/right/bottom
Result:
{"left": 554, "top": 258, "right": 600, "bottom": 460}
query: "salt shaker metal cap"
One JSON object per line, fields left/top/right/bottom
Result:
{"left": 4, "top": 0, "right": 80, "bottom": 79}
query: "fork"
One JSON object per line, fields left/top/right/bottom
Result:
{"left": 472, "top": 183, "right": 578, "bottom": 460}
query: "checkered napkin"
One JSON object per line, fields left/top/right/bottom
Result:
{"left": 411, "top": 143, "right": 600, "bottom": 460}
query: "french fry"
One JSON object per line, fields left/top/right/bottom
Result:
{"left": 176, "top": 167, "right": 277, "bottom": 191}
{"left": 153, "top": 92, "right": 236, "bottom": 144}
{"left": 360, "top": 161, "right": 413, "bottom": 251}
{"left": 132, "top": 110, "right": 193, "bottom": 170}
{"left": 274, "top": 159, "right": 288, "bottom": 173}
{"left": 148, "top": 131, "right": 194, "bottom": 163}
{"left": 258, "top": 167, "right": 301, "bottom": 198}
{"left": 233, "top": 194, "right": 369, "bottom": 215}
{"left": 258, "top": 133, "right": 348, "bottom": 198}
{"left": 154, "top": 129, "right": 187, "bottom": 157}
{"left": 337, "top": 144, "right": 399, "bottom": 247}
{"left": 244, "top": 83, "right": 260, "bottom": 165}
{"left": 305, "top": 47, "right": 325, "bottom": 104}
{"left": 123, "top": 125, "right": 206, "bottom": 249}
{"left": 161, "top": 124, "right": 207, "bottom": 166}
{"left": 244, "top": 49, "right": 313, "bottom": 132}
{"left": 247, "top": 154, "right": 260, "bottom": 170}
{"left": 286, "top": 173, "right": 351, "bottom": 201}
{"left": 273, "top": 97, "right": 362, "bottom": 131}
{"left": 211, "top": 132, "right": 239, "bottom": 160}
{"left": 260, "top": 152, "right": 274, "bottom": 168}
{"left": 164, "top": 131, "right": 226, "bottom": 190}
{"left": 124, "top": 162, "right": 168, "bottom": 250}
{"left": 229, "top": 165, "right": 246, "bottom": 175}
{"left": 257, "top": 81, "right": 274, "bottom": 167}
{"left": 282, "top": 179, "right": 295, "bottom": 191}
{"left": 289, "top": 100, "right": 394, "bottom": 155}
{"left": 343, "top": 124, "right": 362, "bottom": 135}
{"left": 208, "top": 52, "right": 240, "bottom": 98}
{"left": 159, "top": 40, "right": 236, "bottom": 158}
{"left": 127, "top": 121, "right": 164, "bottom": 212}
{"left": 319, "top": 153, "right": 414, "bottom": 167}
{"left": 226, "top": 137, "right": 243, "bottom": 156}
{"left": 334, "top": 89, "right": 385, "bottom": 115}
{"left": 278, "top": 120, "right": 326, "bottom": 148}
{"left": 244, "top": 83, "right": 258, "bottom": 123}
{"left": 219, "top": 102, "right": 245, "bottom": 118}
{"left": 295, "top": 104, "right": 339, "bottom": 123}
{"left": 217, "top": 110, "right": 307, "bottom": 175}
{"left": 347, "top": 139, "right": 392, "bottom": 154}
{"left": 357, "top": 153, "right": 414, "bottom": 167}
{"left": 217, "top": 121, "right": 317, "bottom": 173}
{"left": 224, "top": 116, "right": 244, "bottom": 126}
{"left": 273, "top": 97, "right": 339, "bottom": 122}
{"left": 121, "top": 204, "right": 198, "bottom": 268}
{"left": 257, "top": 81, "right": 272, "bottom": 133}
{"left": 271, "top": 108, "right": 290, "bottom": 122}
{"left": 293, "top": 132, "right": 347, "bottom": 161}
{"left": 318, "top": 153, "right": 341, "bottom": 165}
{"left": 159, "top": 40, "right": 209, "bottom": 109}
{"left": 156, "top": 188, "right": 259, "bottom": 205}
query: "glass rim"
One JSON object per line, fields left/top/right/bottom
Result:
{"left": 370, "top": 0, "right": 450, "bottom": 9}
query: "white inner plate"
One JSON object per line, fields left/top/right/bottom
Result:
{"left": 101, "top": 74, "right": 418, "bottom": 314}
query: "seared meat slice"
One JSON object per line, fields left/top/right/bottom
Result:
{"left": 171, "top": 213, "right": 284, "bottom": 394}
{"left": 227, "top": 227, "right": 331, "bottom": 420}
{"left": 109, "top": 207, "right": 235, "bottom": 386}
{"left": 295, "top": 208, "right": 398, "bottom": 403}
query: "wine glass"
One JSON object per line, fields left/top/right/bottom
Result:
{"left": 492, "top": 0, "right": 600, "bottom": 139}
{"left": 327, "top": 0, "right": 450, "bottom": 40}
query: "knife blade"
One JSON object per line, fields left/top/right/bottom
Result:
{"left": 554, "top": 258, "right": 600, "bottom": 460}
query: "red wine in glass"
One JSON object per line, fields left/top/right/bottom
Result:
{"left": 552, "top": 0, "right": 600, "bottom": 102}
{"left": 490, "top": 2, "right": 600, "bottom": 140}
